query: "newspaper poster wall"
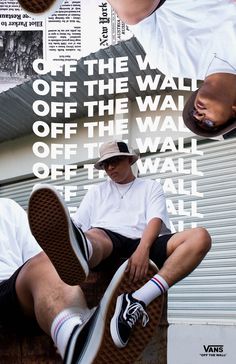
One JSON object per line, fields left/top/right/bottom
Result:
{"left": 0, "top": 0, "right": 132, "bottom": 65}
{"left": 0, "top": 1, "right": 236, "bottom": 364}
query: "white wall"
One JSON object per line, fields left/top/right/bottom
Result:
{"left": 168, "top": 324, "right": 236, "bottom": 364}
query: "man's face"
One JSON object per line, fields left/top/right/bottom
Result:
{"left": 193, "top": 88, "right": 236, "bottom": 131}
{"left": 102, "top": 156, "right": 133, "bottom": 184}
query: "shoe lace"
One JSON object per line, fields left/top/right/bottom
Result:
{"left": 124, "top": 302, "right": 149, "bottom": 329}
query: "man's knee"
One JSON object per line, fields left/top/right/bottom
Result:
{"left": 85, "top": 229, "right": 113, "bottom": 265}
{"left": 167, "top": 227, "right": 211, "bottom": 255}
{"left": 192, "top": 227, "right": 212, "bottom": 255}
{"left": 23, "top": 251, "right": 49, "bottom": 271}
{"left": 85, "top": 228, "right": 113, "bottom": 248}
{"left": 18, "top": 252, "right": 55, "bottom": 286}
{"left": 15, "top": 252, "right": 49, "bottom": 315}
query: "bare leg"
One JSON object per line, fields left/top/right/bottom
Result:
{"left": 85, "top": 228, "right": 113, "bottom": 268}
{"left": 85, "top": 227, "right": 211, "bottom": 287}
{"left": 109, "top": 227, "right": 211, "bottom": 349}
{"left": 106, "top": 0, "right": 161, "bottom": 24}
{"left": 15, "top": 251, "right": 88, "bottom": 335}
{"left": 159, "top": 227, "right": 212, "bottom": 286}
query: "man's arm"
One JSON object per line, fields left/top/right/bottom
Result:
{"left": 127, "top": 217, "right": 162, "bottom": 281}
{"left": 127, "top": 180, "right": 170, "bottom": 281}
{"left": 107, "top": 0, "right": 161, "bottom": 25}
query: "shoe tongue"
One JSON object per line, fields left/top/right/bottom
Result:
{"left": 129, "top": 293, "right": 146, "bottom": 309}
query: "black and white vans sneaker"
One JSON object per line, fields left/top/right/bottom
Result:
{"left": 110, "top": 293, "right": 149, "bottom": 348}
{"left": 28, "top": 184, "right": 89, "bottom": 286}
{"left": 65, "top": 260, "right": 161, "bottom": 364}
{"left": 64, "top": 260, "right": 130, "bottom": 364}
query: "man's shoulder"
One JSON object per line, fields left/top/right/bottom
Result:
{"left": 0, "top": 198, "right": 24, "bottom": 219}
{"left": 0, "top": 198, "right": 21, "bottom": 210}
{"left": 136, "top": 177, "right": 161, "bottom": 187}
{"left": 86, "top": 180, "right": 109, "bottom": 192}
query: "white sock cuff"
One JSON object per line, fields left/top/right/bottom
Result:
{"left": 50, "top": 307, "right": 83, "bottom": 345}
{"left": 151, "top": 274, "right": 169, "bottom": 293}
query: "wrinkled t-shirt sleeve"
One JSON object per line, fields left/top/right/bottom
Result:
{"left": 16, "top": 203, "right": 42, "bottom": 262}
{"left": 146, "top": 181, "right": 171, "bottom": 234}
{"left": 72, "top": 188, "right": 94, "bottom": 232}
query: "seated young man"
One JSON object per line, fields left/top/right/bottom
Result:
{"left": 107, "top": 0, "right": 236, "bottom": 138}
{"left": 28, "top": 140, "right": 211, "bottom": 349}
{"left": 0, "top": 197, "right": 134, "bottom": 363}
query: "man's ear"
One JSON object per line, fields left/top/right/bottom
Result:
{"left": 128, "top": 157, "right": 133, "bottom": 165}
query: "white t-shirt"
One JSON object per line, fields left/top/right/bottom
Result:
{"left": 73, "top": 178, "right": 171, "bottom": 239}
{"left": 130, "top": 0, "right": 236, "bottom": 79}
{"left": 0, "top": 198, "right": 42, "bottom": 282}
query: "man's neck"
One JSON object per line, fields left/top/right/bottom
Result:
{"left": 115, "top": 175, "right": 136, "bottom": 185}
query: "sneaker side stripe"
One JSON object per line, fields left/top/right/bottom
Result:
{"left": 115, "top": 295, "right": 126, "bottom": 346}
{"left": 78, "top": 228, "right": 89, "bottom": 261}
{"left": 71, "top": 221, "right": 89, "bottom": 261}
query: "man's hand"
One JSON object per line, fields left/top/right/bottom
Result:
{"left": 126, "top": 217, "right": 163, "bottom": 281}
{"left": 126, "top": 245, "right": 150, "bottom": 282}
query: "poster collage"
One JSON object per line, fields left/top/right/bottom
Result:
{"left": 0, "top": 1, "right": 235, "bottom": 363}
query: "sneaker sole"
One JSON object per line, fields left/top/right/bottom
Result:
{"left": 18, "top": 0, "right": 64, "bottom": 17}
{"left": 28, "top": 185, "right": 88, "bottom": 286}
{"left": 77, "top": 260, "right": 164, "bottom": 364}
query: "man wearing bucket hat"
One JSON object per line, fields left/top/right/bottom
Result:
{"left": 106, "top": 0, "right": 236, "bottom": 138}
{"left": 29, "top": 140, "right": 211, "bottom": 352}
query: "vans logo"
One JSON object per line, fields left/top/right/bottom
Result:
{"left": 200, "top": 345, "right": 226, "bottom": 358}
{"left": 203, "top": 345, "right": 224, "bottom": 353}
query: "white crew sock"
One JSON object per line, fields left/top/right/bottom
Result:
{"left": 132, "top": 274, "right": 169, "bottom": 306}
{"left": 50, "top": 307, "right": 90, "bottom": 358}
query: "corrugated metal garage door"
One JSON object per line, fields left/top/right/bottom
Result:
{"left": 156, "top": 138, "right": 236, "bottom": 324}
{"left": 0, "top": 138, "right": 235, "bottom": 324}
{"left": 0, "top": 166, "right": 96, "bottom": 210}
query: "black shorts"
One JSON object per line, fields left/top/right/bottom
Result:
{"left": 95, "top": 228, "right": 174, "bottom": 270}
{"left": 0, "top": 264, "right": 40, "bottom": 334}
